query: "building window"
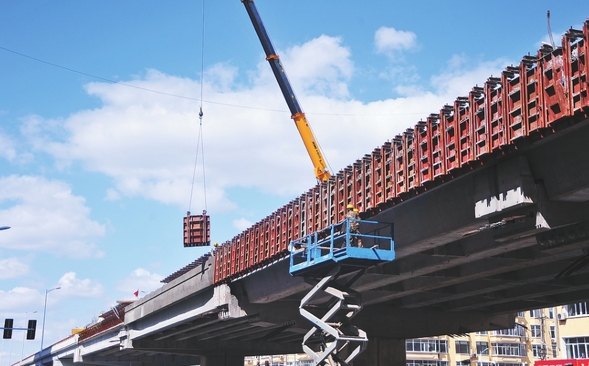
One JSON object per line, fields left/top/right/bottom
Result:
{"left": 565, "top": 336, "right": 589, "bottom": 358}
{"left": 407, "top": 360, "right": 448, "bottom": 366}
{"left": 531, "top": 325, "right": 541, "bottom": 338}
{"left": 492, "top": 342, "right": 526, "bottom": 356}
{"left": 406, "top": 339, "right": 448, "bottom": 353}
{"left": 533, "top": 344, "right": 547, "bottom": 358}
{"left": 552, "top": 344, "right": 557, "bottom": 358}
{"left": 455, "top": 341, "right": 470, "bottom": 354}
{"left": 549, "top": 308, "right": 554, "bottom": 319}
{"left": 529, "top": 309, "right": 542, "bottom": 318}
{"left": 476, "top": 341, "right": 489, "bottom": 355}
{"left": 477, "top": 363, "right": 494, "bottom": 366}
{"left": 496, "top": 363, "right": 524, "bottom": 366}
{"left": 495, "top": 326, "right": 525, "bottom": 337}
{"left": 567, "top": 302, "right": 589, "bottom": 317}
{"left": 517, "top": 312, "right": 525, "bottom": 318}
{"left": 476, "top": 331, "right": 488, "bottom": 335}
{"left": 550, "top": 326, "right": 555, "bottom": 340}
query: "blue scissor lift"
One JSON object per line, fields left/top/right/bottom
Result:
{"left": 289, "top": 218, "right": 395, "bottom": 366}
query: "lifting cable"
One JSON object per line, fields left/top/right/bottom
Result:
{"left": 188, "top": 0, "right": 208, "bottom": 215}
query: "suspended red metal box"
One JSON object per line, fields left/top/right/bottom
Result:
{"left": 183, "top": 211, "right": 210, "bottom": 247}
{"left": 441, "top": 104, "right": 458, "bottom": 173}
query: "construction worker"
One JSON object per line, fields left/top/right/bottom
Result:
{"left": 346, "top": 204, "right": 363, "bottom": 247}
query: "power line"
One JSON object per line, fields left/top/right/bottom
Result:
{"left": 0, "top": 45, "right": 425, "bottom": 118}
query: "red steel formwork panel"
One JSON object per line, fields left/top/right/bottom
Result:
{"left": 381, "top": 142, "right": 395, "bottom": 201}
{"left": 404, "top": 129, "right": 417, "bottom": 191}
{"left": 183, "top": 212, "right": 211, "bottom": 247}
{"left": 230, "top": 237, "right": 238, "bottom": 277}
{"left": 247, "top": 226, "right": 256, "bottom": 268}
{"left": 238, "top": 232, "right": 247, "bottom": 274}
{"left": 428, "top": 113, "right": 445, "bottom": 179}
{"left": 371, "top": 147, "right": 385, "bottom": 206}
{"left": 392, "top": 134, "right": 406, "bottom": 194}
{"left": 362, "top": 155, "right": 373, "bottom": 210}
{"left": 470, "top": 86, "right": 488, "bottom": 159}
{"left": 563, "top": 24, "right": 588, "bottom": 114}
{"left": 487, "top": 76, "right": 507, "bottom": 151}
{"left": 521, "top": 55, "right": 545, "bottom": 134}
{"left": 455, "top": 96, "right": 473, "bottom": 167}
{"left": 441, "top": 104, "right": 459, "bottom": 173}
{"left": 582, "top": 20, "right": 589, "bottom": 111}
{"left": 312, "top": 186, "right": 321, "bottom": 234}
{"left": 539, "top": 44, "right": 570, "bottom": 125}
{"left": 335, "top": 172, "right": 346, "bottom": 222}
{"left": 254, "top": 223, "right": 262, "bottom": 267}
{"left": 267, "top": 216, "right": 275, "bottom": 260}
{"left": 352, "top": 159, "right": 363, "bottom": 210}
{"left": 221, "top": 243, "right": 230, "bottom": 280}
{"left": 213, "top": 246, "right": 221, "bottom": 283}
{"left": 291, "top": 197, "right": 301, "bottom": 242}
{"left": 414, "top": 121, "right": 429, "bottom": 185}
{"left": 503, "top": 64, "right": 524, "bottom": 141}
{"left": 277, "top": 207, "right": 287, "bottom": 253}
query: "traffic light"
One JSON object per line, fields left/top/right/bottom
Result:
{"left": 26, "top": 320, "right": 37, "bottom": 340}
{"left": 3, "top": 318, "right": 13, "bottom": 339}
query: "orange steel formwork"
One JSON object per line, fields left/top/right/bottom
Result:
{"left": 213, "top": 18, "right": 589, "bottom": 285}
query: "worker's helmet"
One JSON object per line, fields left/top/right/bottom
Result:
{"left": 353, "top": 208, "right": 359, "bottom": 213}
{"left": 346, "top": 204, "right": 354, "bottom": 209}
{"left": 213, "top": 242, "right": 218, "bottom": 247}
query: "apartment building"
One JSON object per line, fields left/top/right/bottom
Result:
{"left": 406, "top": 301, "right": 589, "bottom": 366}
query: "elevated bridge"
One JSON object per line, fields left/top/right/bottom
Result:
{"left": 17, "top": 14, "right": 589, "bottom": 366}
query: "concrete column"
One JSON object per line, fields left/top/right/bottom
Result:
{"left": 200, "top": 354, "right": 244, "bottom": 366}
{"left": 353, "top": 337, "right": 406, "bottom": 366}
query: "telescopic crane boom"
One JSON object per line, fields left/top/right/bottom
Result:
{"left": 241, "top": 0, "right": 331, "bottom": 183}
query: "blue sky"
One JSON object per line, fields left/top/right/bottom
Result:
{"left": 1, "top": 0, "right": 589, "bottom": 362}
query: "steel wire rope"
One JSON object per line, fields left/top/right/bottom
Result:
{"left": 188, "top": 0, "right": 208, "bottom": 215}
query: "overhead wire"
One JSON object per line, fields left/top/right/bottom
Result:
{"left": 0, "top": 45, "right": 425, "bottom": 118}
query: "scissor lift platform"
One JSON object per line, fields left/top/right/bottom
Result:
{"left": 289, "top": 218, "right": 395, "bottom": 277}
{"left": 289, "top": 218, "right": 395, "bottom": 365}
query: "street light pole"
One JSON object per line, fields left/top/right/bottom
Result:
{"left": 21, "top": 311, "right": 37, "bottom": 363}
{"left": 41, "top": 287, "right": 60, "bottom": 351}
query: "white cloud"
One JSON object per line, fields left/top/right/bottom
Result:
{"left": 0, "top": 257, "right": 29, "bottom": 279}
{"left": 56, "top": 272, "right": 104, "bottom": 298}
{"left": 374, "top": 26, "right": 418, "bottom": 58}
{"left": 104, "top": 188, "right": 120, "bottom": 201}
{"left": 116, "top": 268, "right": 163, "bottom": 297}
{"left": 281, "top": 35, "right": 354, "bottom": 98}
{"left": 16, "top": 36, "right": 511, "bottom": 223}
{"left": 0, "top": 175, "right": 106, "bottom": 258}
{"left": 233, "top": 217, "right": 254, "bottom": 232}
{"left": 0, "top": 287, "right": 39, "bottom": 311}
{"left": 430, "top": 54, "right": 509, "bottom": 99}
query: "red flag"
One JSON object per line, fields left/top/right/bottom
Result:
{"left": 134, "top": 290, "right": 139, "bottom": 298}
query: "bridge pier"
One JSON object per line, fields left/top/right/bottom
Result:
{"left": 200, "top": 354, "right": 244, "bottom": 366}
{"left": 354, "top": 337, "right": 406, "bottom": 366}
